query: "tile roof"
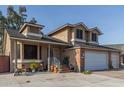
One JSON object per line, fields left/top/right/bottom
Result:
{"left": 47, "top": 22, "right": 89, "bottom": 36}
{"left": 5, "top": 29, "right": 120, "bottom": 51}
{"left": 47, "top": 22, "right": 103, "bottom": 36}
{"left": 66, "top": 42, "right": 120, "bottom": 51}
{"left": 6, "top": 29, "right": 69, "bottom": 45}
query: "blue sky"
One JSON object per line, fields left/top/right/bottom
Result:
{"left": 0, "top": 5, "right": 124, "bottom": 44}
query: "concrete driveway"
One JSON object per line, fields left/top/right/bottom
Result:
{"left": 94, "top": 69, "right": 124, "bottom": 80}
{"left": 0, "top": 72, "right": 124, "bottom": 87}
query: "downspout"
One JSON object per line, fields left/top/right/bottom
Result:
{"left": 48, "top": 44, "right": 51, "bottom": 72}
{"left": 14, "top": 40, "right": 17, "bottom": 73}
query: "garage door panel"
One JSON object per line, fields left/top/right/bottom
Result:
{"left": 85, "top": 51, "right": 108, "bottom": 70}
{"left": 112, "top": 53, "right": 119, "bottom": 69}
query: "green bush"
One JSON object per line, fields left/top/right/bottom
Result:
{"left": 63, "top": 56, "right": 69, "bottom": 65}
{"left": 29, "top": 62, "right": 38, "bottom": 70}
{"left": 83, "top": 70, "right": 92, "bottom": 74}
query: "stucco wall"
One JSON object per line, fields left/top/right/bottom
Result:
{"left": 21, "top": 26, "right": 41, "bottom": 35}
{"left": 51, "top": 28, "right": 69, "bottom": 43}
{"left": 64, "top": 49, "right": 77, "bottom": 66}
{"left": 29, "top": 26, "right": 40, "bottom": 34}
{"left": 21, "top": 26, "right": 29, "bottom": 35}
{"left": 41, "top": 45, "right": 48, "bottom": 63}
{"left": 10, "top": 39, "right": 14, "bottom": 72}
{"left": 4, "top": 33, "right": 10, "bottom": 56}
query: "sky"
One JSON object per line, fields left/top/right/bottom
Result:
{"left": 0, "top": 5, "right": 124, "bottom": 44}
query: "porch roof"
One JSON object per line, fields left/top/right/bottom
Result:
{"left": 6, "top": 29, "right": 70, "bottom": 45}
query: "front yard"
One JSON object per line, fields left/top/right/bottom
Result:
{"left": 1, "top": 71, "right": 124, "bottom": 87}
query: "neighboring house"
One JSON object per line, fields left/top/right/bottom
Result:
{"left": 104, "top": 44, "right": 124, "bottom": 64}
{"left": 3, "top": 22, "right": 120, "bottom": 73}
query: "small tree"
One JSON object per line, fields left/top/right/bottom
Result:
{"left": 0, "top": 11, "right": 7, "bottom": 51}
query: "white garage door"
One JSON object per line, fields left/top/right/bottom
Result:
{"left": 112, "top": 53, "right": 119, "bottom": 68}
{"left": 85, "top": 51, "right": 108, "bottom": 70}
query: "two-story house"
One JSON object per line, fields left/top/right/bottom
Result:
{"left": 48, "top": 22, "right": 120, "bottom": 72}
{"left": 3, "top": 22, "right": 120, "bottom": 73}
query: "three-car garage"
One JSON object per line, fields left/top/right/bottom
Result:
{"left": 84, "top": 50, "right": 120, "bottom": 71}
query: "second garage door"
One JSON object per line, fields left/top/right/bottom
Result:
{"left": 112, "top": 53, "right": 119, "bottom": 69}
{"left": 85, "top": 51, "right": 108, "bottom": 70}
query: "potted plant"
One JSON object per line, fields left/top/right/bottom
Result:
{"left": 29, "top": 62, "right": 37, "bottom": 72}
{"left": 53, "top": 66, "right": 58, "bottom": 73}
{"left": 50, "top": 65, "right": 54, "bottom": 72}
{"left": 63, "top": 56, "right": 69, "bottom": 66}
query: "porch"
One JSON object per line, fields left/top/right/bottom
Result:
{"left": 12, "top": 39, "right": 65, "bottom": 72}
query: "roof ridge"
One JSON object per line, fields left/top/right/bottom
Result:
{"left": 47, "top": 23, "right": 73, "bottom": 35}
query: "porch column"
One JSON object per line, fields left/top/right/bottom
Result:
{"left": 108, "top": 51, "right": 112, "bottom": 69}
{"left": 60, "top": 46, "right": 63, "bottom": 66}
{"left": 75, "top": 48, "right": 82, "bottom": 72}
{"left": 14, "top": 40, "right": 17, "bottom": 72}
{"left": 48, "top": 44, "right": 51, "bottom": 72}
{"left": 20, "top": 43, "right": 24, "bottom": 68}
{"left": 119, "top": 52, "right": 121, "bottom": 68}
{"left": 37, "top": 44, "right": 40, "bottom": 60}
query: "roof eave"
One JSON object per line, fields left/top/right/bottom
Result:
{"left": 89, "top": 27, "right": 103, "bottom": 35}
{"left": 10, "top": 37, "right": 70, "bottom": 46}
{"left": 47, "top": 23, "right": 73, "bottom": 36}
{"left": 65, "top": 46, "right": 120, "bottom": 52}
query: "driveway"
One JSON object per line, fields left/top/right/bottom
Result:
{"left": 94, "top": 69, "right": 124, "bottom": 80}
{"left": 0, "top": 72, "right": 124, "bottom": 87}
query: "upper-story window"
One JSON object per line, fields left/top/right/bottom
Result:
{"left": 92, "top": 33, "right": 98, "bottom": 42}
{"left": 76, "top": 29, "right": 83, "bottom": 39}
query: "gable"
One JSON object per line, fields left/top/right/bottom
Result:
{"left": 73, "top": 24, "right": 87, "bottom": 31}
{"left": 91, "top": 29, "right": 100, "bottom": 35}
{"left": 89, "top": 27, "right": 103, "bottom": 35}
{"left": 50, "top": 27, "right": 71, "bottom": 43}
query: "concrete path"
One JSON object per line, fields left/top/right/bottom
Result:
{"left": 0, "top": 72, "right": 124, "bottom": 87}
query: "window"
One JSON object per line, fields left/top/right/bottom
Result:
{"left": 76, "top": 29, "right": 83, "bottom": 39}
{"left": 24, "top": 44, "right": 37, "bottom": 59}
{"left": 17, "top": 44, "right": 20, "bottom": 59}
{"left": 92, "top": 33, "right": 97, "bottom": 42}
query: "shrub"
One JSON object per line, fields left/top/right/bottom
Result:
{"left": 83, "top": 70, "right": 92, "bottom": 74}
{"left": 29, "top": 62, "right": 38, "bottom": 70}
{"left": 63, "top": 56, "right": 69, "bottom": 66}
